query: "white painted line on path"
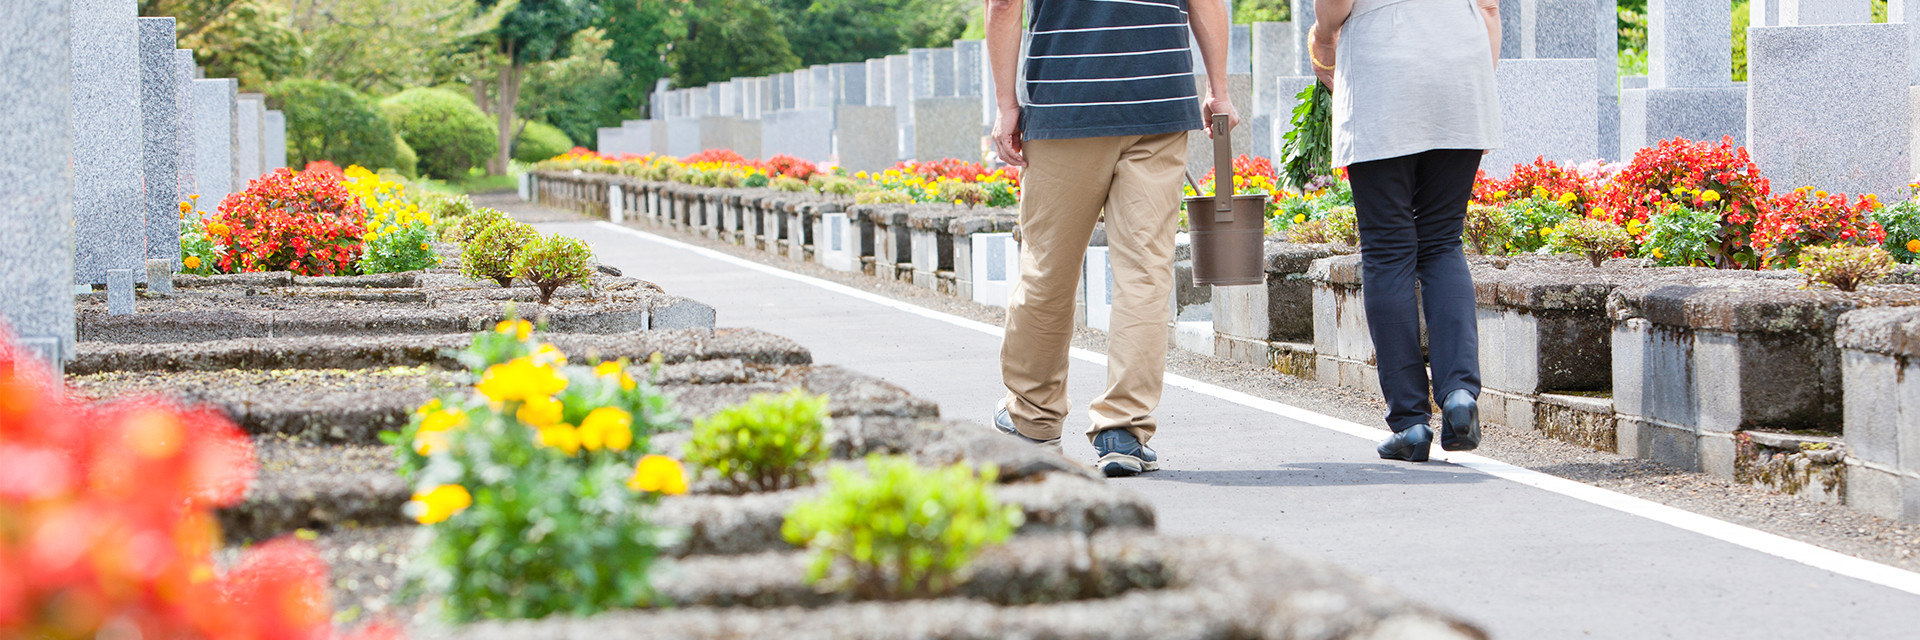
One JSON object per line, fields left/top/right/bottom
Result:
{"left": 591, "top": 221, "right": 1920, "bottom": 598}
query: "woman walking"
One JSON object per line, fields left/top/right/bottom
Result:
{"left": 1309, "top": 0, "right": 1502, "bottom": 461}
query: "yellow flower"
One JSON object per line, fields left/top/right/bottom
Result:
{"left": 1558, "top": 192, "right": 1577, "bottom": 206}
{"left": 594, "top": 361, "right": 637, "bottom": 390}
{"left": 183, "top": 255, "right": 201, "bottom": 270}
{"left": 1532, "top": 186, "right": 1548, "bottom": 200}
{"left": 537, "top": 423, "right": 582, "bottom": 455}
{"left": 1293, "top": 213, "right": 1306, "bottom": 224}
{"left": 474, "top": 357, "right": 568, "bottom": 403}
{"left": 1701, "top": 190, "right": 1721, "bottom": 203}
{"left": 1493, "top": 190, "right": 1508, "bottom": 200}
{"left": 516, "top": 394, "right": 564, "bottom": 427}
{"left": 419, "top": 242, "right": 431, "bottom": 251}
{"left": 1626, "top": 219, "right": 1643, "bottom": 234}
{"left": 627, "top": 455, "right": 687, "bottom": 495}
{"left": 1816, "top": 190, "right": 1829, "bottom": 199}
{"left": 494, "top": 319, "right": 533, "bottom": 341}
{"left": 578, "top": 407, "right": 634, "bottom": 452}
{"left": 531, "top": 343, "right": 568, "bottom": 367}
{"left": 410, "top": 484, "right": 472, "bottom": 524}
{"left": 413, "top": 407, "right": 469, "bottom": 455}
{"left": 1651, "top": 248, "right": 1665, "bottom": 259}
{"left": 1907, "top": 239, "right": 1920, "bottom": 254}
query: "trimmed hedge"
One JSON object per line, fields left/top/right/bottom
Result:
{"left": 266, "top": 79, "right": 399, "bottom": 172}
{"left": 514, "top": 121, "right": 574, "bottom": 164}
{"left": 380, "top": 87, "right": 496, "bottom": 179}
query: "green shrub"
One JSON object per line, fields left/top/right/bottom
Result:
{"left": 448, "top": 207, "right": 512, "bottom": 244}
{"left": 1547, "top": 218, "right": 1634, "bottom": 267}
{"left": 855, "top": 189, "right": 914, "bottom": 205}
{"left": 782, "top": 456, "right": 1021, "bottom": 600}
{"left": 1462, "top": 204, "right": 1515, "bottom": 255}
{"left": 1636, "top": 205, "right": 1720, "bottom": 267}
{"left": 1799, "top": 244, "right": 1894, "bottom": 292}
{"left": 1322, "top": 205, "right": 1359, "bottom": 245}
{"left": 462, "top": 220, "right": 539, "bottom": 287}
{"left": 418, "top": 191, "right": 477, "bottom": 238}
{"left": 771, "top": 176, "right": 808, "bottom": 192}
{"left": 1504, "top": 196, "right": 1579, "bottom": 253}
{"left": 266, "top": 78, "right": 399, "bottom": 172}
{"left": 1875, "top": 198, "right": 1920, "bottom": 264}
{"left": 392, "top": 134, "right": 420, "bottom": 178}
{"left": 935, "top": 181, "right": 985, "bottom": 207}
{"left": 513, "top": 120, "right": 574, "bottom": 164}
{"left": 381, "top": 87, "right": 496, "bottom": 179}
{"left": 743, "top": 172, "right": 771, "bottom": 188}
{"left": 360, "top": 218, "right": 440, "bottom": 274}
{"left": 686, "top": 389, "right": 830, "bottom": 494}
{"left": 512, "top": 235, "right": 596, "bottom": 304}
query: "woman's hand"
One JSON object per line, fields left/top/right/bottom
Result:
{"left": 1310, "top": 25, "right": 1338, "bottom": 89}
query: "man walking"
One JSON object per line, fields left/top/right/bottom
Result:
{"left": 986, "top": 0, "right": 1238, "bottom": 477}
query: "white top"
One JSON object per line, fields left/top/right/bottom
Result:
{"left": 1331, "top": 0, "right": 1502, "bottom": 167}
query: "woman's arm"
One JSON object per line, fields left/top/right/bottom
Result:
{"left": 1311, "top": 0, "right": 1354, "bottom": 88}
{"left": 1478, "top": 0, "right": 1501, "bottom": 67}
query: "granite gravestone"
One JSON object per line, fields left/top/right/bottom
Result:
{"left": 1486, "top": 59, "right": 1598, "bottom": 175}
{"left": 687, "top": 87, "right": 710, "bottom": 118}
{"left": 811, "top": 65, "right": 834, "bottom": 108}
{"left": 1620, "top": 0, "right": 1746, "bottom": 159}
{"left": 888, "top": 54, "right": 913, "bottom": 159}
{"left": 1529, "top": 0, "right": 1620, "bottom": 160}
{"left": 138, "top": 17, "right": 181, "bottom": 270}
{"left": 954, "top": 40, "right": 985, "bottom": 97}
{"left": 836, "top": 105, "right": 898, "bottom": 174}
{"left": 1289, "top": 0, "right": 1319, "bottom": 75}
{"left": 235, "top": 92, "right": 265, "bottom": 184}
{"left": 1250, "top": 21, "right": 1299, "bottom": 120}
{"left": 191, "top": 78, "right": 236, "bottom": 206}
{"left": 1228, "top": 24, "right": 1252, "bottom": 74}
{"left": 834, "top": 63, "right": 867, "bottom": 106}
{"left": 1, "top": 0, "right": 78, "bottom": 363}
{"left": 1889, "top": 0, "right": 1920, "bottom": 178}
{"left": 867, "top": 59, "right": 891, "bottom": 106}
{"left": 597, "top": 127, "right": 625, "bottom": 155}
{"left": 622, "top": 120, "right": 656, "bottom": 155}
{"left": 73, "top": 0, "right": 148, "bottom": 288}
{"left": 930, "top": 48, "right": 957, "bottom": 97}
{"left": 912, "top": 97, "right": 982, "bottom": 163}
{"left": 173, "top": 51, "right": 196, "bottom": 205}
{"left": 762, "top": 109, "right": 834, "bottom": 163}
{"left": 264, "top": 109, "right": 285, "bottom": 171}
{"left": 666, "top": 118, "right": 701, "bottom": 157}
{"left": 1776, "top": 0, "right": 1871, "bottom": 25}
{"left": 1747, "top": 23, "right": 1910, "bottom": 198}
{"left": 909, "top": 49, "right": 937, "bottom": 100}
{"left": 1186, "top": 75, "right": 1254, "bottom": 181}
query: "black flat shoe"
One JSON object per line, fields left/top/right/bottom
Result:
{"left": 1441, "top": 389, "right": 1480, "bottom": 451}
{"left": 1377, "top": 424, "right": 1433, "bottom": 462}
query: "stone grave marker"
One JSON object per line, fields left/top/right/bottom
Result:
{"left": 811, "top": 65, "right": 833, "bottom": 108}
{"left": 1250, "top": 21, "right": 1299, "bottom": 119}
{"left": 264, "top": 109, "right": 285, "bottom": 171}
{"left": 867, "top": 59, "right": 890, "bottom": 106}
{"left": 235, "top": 92, "right": 265, "bottom": 184}
{"left": 909, "top": 48, "right": 937, "bottom": 100}
{"left": 1774, "top": 0, "right": 1871, "bottom": 25}
{"left": 931, "top": 48, "right": 957, "bottom": 97}
{"left": 1, "top": 0, "right": 77, "bottom": 363}
{"left": 1747, "top": 23, "right": 1911, "bottom": 198}
{"left": 666, "top": 118, "right": 701, "bottom": 157}
{"left": 138, "top": 17, "right": 181, "bottom": 275}
{"left": 970, "top": 233, "right": 1020, "bottom": 308}
{"left": 1487, "top": 59, "right": 1598, "bottom": 175}
{"left": 1620, "top": 0, "right": 1746, "bottom": 159}
{"left": 597, "top": 126, "right": 625, "bottom": 155}
{"left": 1530, "top": 0, "right": 1620, "bottom": 159}
{"left": 1228, "top": 24, "right": 1252, "bottom": 74}
{"left": 955, "top": 39, "right": 984, "bottom": 97}
{"left": 622, "top": 120, "right": 655, "bottom": 155}
{"left": 837, "top": 105, "right": 898, "bottom": 173}
{"left": 73, "top": 0, "right": 148, "bottom": 288}
{"left": 173, "top": 50, "right": 196, "bottom": 201}
{"left": 913, "top": 97, "right": 983, "bottom": 163}
{"left": 686, "top": 87, "right": 709, "bottom": 118}
{"left": 1186, "top": 74, "right": 1254, "bottom": 181}
{"left": 888, "top": 54, "right": 913, "bottom": 159}
{"left": 1289, "top": 0, "right": 1319, "bottom": 75}
{"left": 1084, "top": 247, "right": 1114, "bottom": 332}
{"left": 818, "top": 211, "right": 857, "bottom": 272}
{"left": 763, "top": 108, "right": 834, "bottom": 162}
{"left": 191, "top": 78, "right": 237, "bottom": 206}
{"left": 835, "top": 62, "right": 867, "bottom": 106}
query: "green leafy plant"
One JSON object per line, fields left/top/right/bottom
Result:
{"left": 448, "top": 206, "right": 513, "bottom": 244}
{"left": 1462, "top": 204, "right": 1515, "bottom": 255}
{"left": 782, "top": 456, "right": 1021, "bottom": 600}
{"left": 1504, "top": 193, "right": 1580, "bottom": 253}
{"left": 1875, "top": 196, "right": 1920, "bottom": 264}
{"left": 935, "top": 180, "right": 986, "bottom": 208}
{"left": 820, "top": 176, "right": 860, "bottom": 199}
{"left": 360, "top": 217, "right": 440, "bottom": 273}
{"left": 1322, "top": 205, "right": 1359, "bottom": 246}
{"left": 512, "top": 234, "right": 596, "bottom": 304}
{"left": 1279, "top": 82, "right": 1332, "bottom": 192}
{"left": 856, "top": 189, "right": 915, "bottom": 205}
{"left": 743, "top": 172, "right": 771, "bottom": 188}
{"left": 771, "top": 176, "right": 808, "bottom": 192}
{"left": 512, "top": 120, "right": 574, "bottom": 164}
{"left": 462, "top": 220, "right": 540, "bottom": 287}
{"left": 685, "top": 389, "right": 831, "bottom": 493}
{"left": 266, "top": 78, "right": 401, "bottom": 172}
{"left": 1798, "top": 244, "right": 1894, "bottom": 292}
{"left": 1547, "top": 218, "right": 1634, "bottom": 267}
{"left": 380, "top": 87, "right": 497, "bottom": 179}
{"left": 1635, "top": 204, "right": 1721, "bottom": 266}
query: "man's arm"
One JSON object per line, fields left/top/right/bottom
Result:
{"left": 1187, "top": 0, "right": 1238, "bottom": 136}
{"left": 986, "top": 0, "right": 1026, "bottom": 167}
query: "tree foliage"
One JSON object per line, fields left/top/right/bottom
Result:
{"left": 518, "top": 28, "right": 628, "bottom": 149}
{"left": 472, "top": 0, "right": 602, "bottom": 173}
{"left": 273, "top": 0, "right": 507, "bottom": 94}
{"left": 668, "top": 0, "right": 802, "bottom": 87}
{"left": 597, "top": 0, "right": 678, "bottom": 114}
{"left": 764, "top": 0, "right": 968, "bottom": 67}
{"left": 265, "top": 78, "right": 400, "bottom": 171}
{"left": 141, "top": 0, "right": 307, "bottom": 89}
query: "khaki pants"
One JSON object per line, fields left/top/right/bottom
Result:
{"left": 1000, "top": 132, "right": 1188, "bottom": 444}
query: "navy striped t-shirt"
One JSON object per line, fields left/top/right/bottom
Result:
{"left": 1020, "top": 0, "right": 1204, "bottom": 140}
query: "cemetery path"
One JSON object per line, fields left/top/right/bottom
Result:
{"left": 541, "top": 219, "right": 1920, "bottom": 640}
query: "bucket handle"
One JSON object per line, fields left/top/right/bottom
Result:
{"left": 1210, "top": 112, "right": 1233, "bottom": 223}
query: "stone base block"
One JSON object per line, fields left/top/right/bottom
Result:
{"left": 1481, "top": 389, "right": 1537, "bottom": 432}
{"left": 1618, "top": 86, "right": 1746, "bottom": 161}
{"left": 1316, "top": 355, "right": 1380, "bottom": 397}
{"left": 1171, "top": 321, "right": 1213, "bottom": 355}
{"left": 1269, "top": 342, "right": 1315, "bottom": 379}
{"left": 1616, "top": 417, "right": 1700, "bottom": 472}
{"left": 1736, "top": 431, "right": 1846, "bottom": 504}
{"left": 1845, "top": 460, "right": 1920, "bottom": 522}
{"left": 1537, "top": 393, "right": 1616, "bottom": 453}
{"left": 1213, "top": 332, "right": 1267, "bottom": 366}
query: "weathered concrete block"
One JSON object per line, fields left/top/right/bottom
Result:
{"left": 913, "top": 97, "right": 981, "bottom": 162}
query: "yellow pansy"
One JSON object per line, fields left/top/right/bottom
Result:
{"left": 627, "top": 455, "right": 688, "bottom": 495}
{"left": 577, "top": 407, "right": 634, "bottom": 452}
{"left": 474, "top": 357, "right": 568, "bottom": 403}
{"left": 410, "top": 484, "right": 472, "bottom": 524}
{"left": 1293, "top": 213, "right": 1307, "bottom": 224}
{"left": 537, "top": 423, "right": 582, "bottom": 455}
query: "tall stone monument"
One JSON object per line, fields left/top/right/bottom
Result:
{"left": 1, "top": 0, "right": 77, "bottom": 364}
{"left": 72, "top": 0, "right": 149, "bottom": 287}
{"left": 173, "top": 50, "right": 197, "bottom": 204}
{"left": 1619, "top": 0, "right": 1747, "bottom": 160}
{"left": 265, "top": 109, "right": 286, "bottom": 171}
{"left": 192, "top": 78, "right": 238, "bottom": 206}
{"left": 1747, "top": 23, "right": 1910, "bottom": 198}
{"left": 138, "top": 17, "right": 181, "bottom": 269}
{"left": 235, "top": 92, "right": 265, "bottom": 185}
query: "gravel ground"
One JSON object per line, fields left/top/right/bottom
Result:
{"left": 578, "top": 204, "right": 1920, "bottom": 575}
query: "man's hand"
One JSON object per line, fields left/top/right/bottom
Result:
{"left": 1202, "top": 90, "right": 1240, "bottom": 138}
{"left": 993, "top": 103, "right": 1026, "bottom": 167}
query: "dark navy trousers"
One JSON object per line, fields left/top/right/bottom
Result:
{"left": 1346, "top": 148, "right": 1483, "bottom": 433}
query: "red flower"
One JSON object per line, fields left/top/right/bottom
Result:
{"left": 210, "top": 168, "right": 366, "bottom": 276}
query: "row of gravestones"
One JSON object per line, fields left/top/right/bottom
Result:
{"left": 0, "top": 0, "right": 287, "bottom": 369}
{"left": 603, "top": 0, "right": 1919, "bottom": 204}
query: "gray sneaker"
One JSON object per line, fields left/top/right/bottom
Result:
{"left": 993, "top": 407, "right": 1063, "bottom": 451}
{"left": 1092, "top": 429, "right": 1159, "bottom": 477}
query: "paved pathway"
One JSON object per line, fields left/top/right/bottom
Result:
{"left": 541, "top": 219, "right": 1920, "bottom": 639}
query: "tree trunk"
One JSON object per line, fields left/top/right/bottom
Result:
{"left": 494, "top": 45, "right": 521, "bottom": 176}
